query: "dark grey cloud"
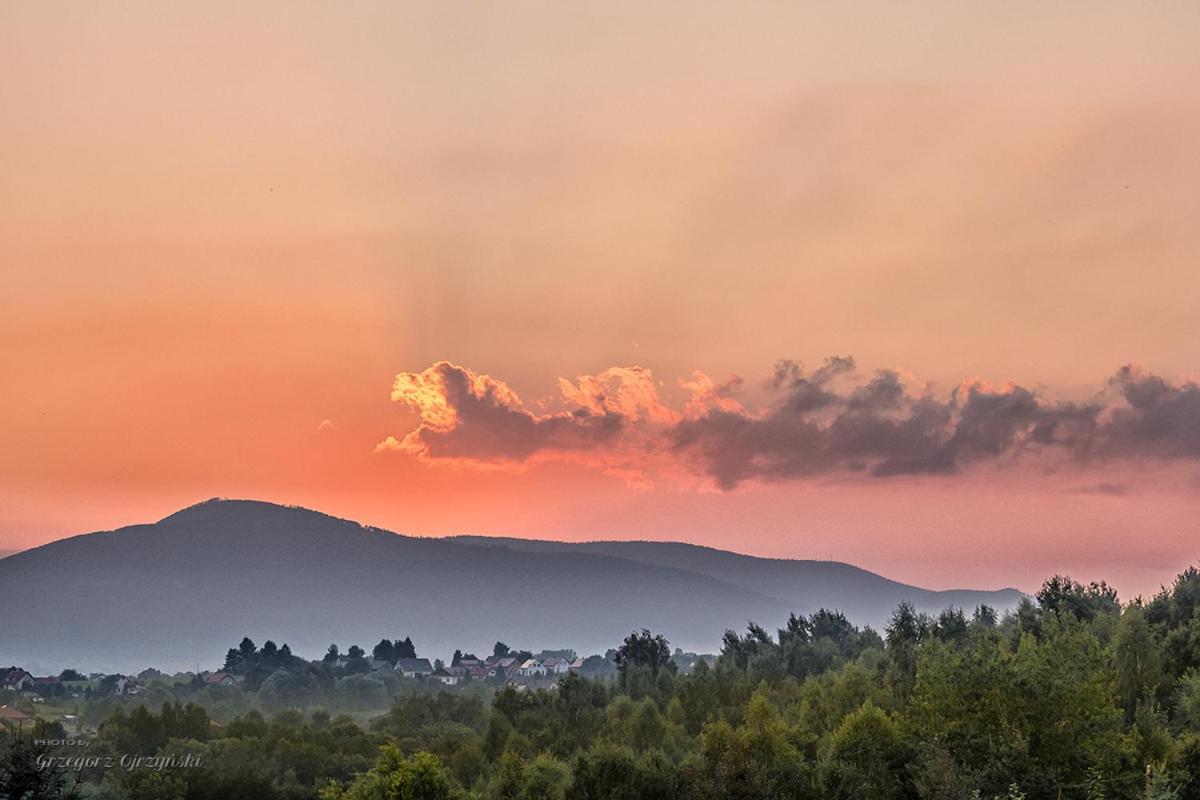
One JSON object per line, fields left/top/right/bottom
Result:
{"left": 1103, "top": 366, "right": 1200, "bottom": 459}
{"left": 671, "top": 359, "right": 1200, "bottom": 489}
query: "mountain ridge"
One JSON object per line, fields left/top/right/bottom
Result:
{"left": 0, "top": 499, "right": 1024, "bottom": 673}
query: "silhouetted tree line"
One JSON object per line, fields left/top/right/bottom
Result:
{"left": 14, "top": 566, "right": 1200, "bottom": 798}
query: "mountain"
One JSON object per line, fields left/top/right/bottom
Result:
{"left": 0, "top": 499, "right": 1023, "bottom": 673}
{"left": 447, "top": 536, "right": 1024, "bottom": 631}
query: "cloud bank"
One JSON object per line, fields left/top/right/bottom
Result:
{"left": 378, "top": 359, "right": 1200, "bottom": 489}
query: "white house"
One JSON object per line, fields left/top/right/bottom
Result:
{"left": 517, "top": 659, "right": 548, "bottom": 678}
{"left": 1, "top": 670, "right": 33, "bottom": 693}
{"left": 394, "top": 658, "right": 434, "bottom": 678}
{"left": 541, "top": 657, "right": 572, "bottom": 675}
{"left": 431, "top": 667, "right": 461, "bottom": 686}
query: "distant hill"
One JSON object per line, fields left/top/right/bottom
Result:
{"left": 0, "top": 499, "right": 1022, "bottom": 673}
{"left": 448, "top": 536, "right": 1024, "bottom": 631}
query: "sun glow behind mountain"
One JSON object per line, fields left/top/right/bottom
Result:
{"left": 2, "top": 2, "right": 1199, "bottom": 597}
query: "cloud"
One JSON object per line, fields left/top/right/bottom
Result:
{"left": 379, "top": 361, "right": 627, "bottom": 466}
{"left": 378, "top": 358, "right": 1200, "bottom": 489}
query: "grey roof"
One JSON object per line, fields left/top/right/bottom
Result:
{"left": 394, "top": 658, "right": 433, "bottom": 673}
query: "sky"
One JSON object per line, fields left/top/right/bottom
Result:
{"left": 2, "top": 2, "right": 1198, "bottom": 598}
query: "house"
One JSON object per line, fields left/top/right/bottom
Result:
{"left": 394, "top": 658, "right": 434, "bottom": 678}
{"left": 369, "top": 659, "right": 392, "bottom": 672}
{"left": 496, "top": 657, "right": 521, "bottom": 671}
{"left": 204, "top": 671, "right": 238, "bottom": 687}
{"left": 431, "top": 667, "right": 461, "bottom": 686}
{"left": 517, "top": 659, "right": 547, "bottom": 678}
{"left": 542, "top": 657, "right": 572, "bottom": 675}
{"left": 2, "top": 669, "right": 33, "bottom": 692}
{"left": 568, "top": 658, "right": 585, "bottom": 673}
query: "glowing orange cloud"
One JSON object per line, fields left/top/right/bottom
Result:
{"left": 379, "top": 358, "right": 1200, "bottom": 490}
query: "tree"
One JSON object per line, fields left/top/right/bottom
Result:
{"left": 973, "top": 605, "right": 997, "bottom": 628}
{"left": 822, "top": 702, "right": 913, "bottom": 800}
{"left": 934, "top": 608, "right": 969, "bottom": 644}
{"left": 1036, "top": 576, "right": 1119, "bottom": 623}
{"left": 615, "top": 630, "right": 674, "bottom": 675}
{"left": 0, "top": 736, "right": 80, "bottom": 800}
{"left": 886, "top": 602, "right": 929, "bottom": 693}
{"left": 493, "top": 642, "right": 511, "bottom": 659}
{"left": 396, "top": 637, "right": 418, "bottom": 660}
{"left": 320, "top": 746, "right": 465, "bottom": 800}
{"left": 347, "top": 645, "right": 365, "bottom": 660}
{"left": 1114, "top": 605, "right": 1164, "bottom": 724}
{"left": 486, "top": 751, "right": 569, "bottom": 800}
{"left": 324, "top": 644, "right": 340, "bottom": 664}
{"left": 567, "top": 742, "right": 677, "bottom": 800}
{"left": 373, "top": 639, "right": 395, "bottom": 664}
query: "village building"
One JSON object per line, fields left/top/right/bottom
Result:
{"left": 1, "top": 669, "right": 33, "bottom": 693}
{"left": 204, "top": 671, "right": 239, "bottom": 687}
{"left": 394, "top": 658, "right": 434, "bottom": 678}
{"left": 431, "top": 667, "right": 461, "bottom": 686}
{"left": 517, "top": 659, "right": 548, "bottom": 678}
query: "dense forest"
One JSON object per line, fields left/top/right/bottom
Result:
{"left": 8, "top": 566, "right": 1200, "bottom": 800}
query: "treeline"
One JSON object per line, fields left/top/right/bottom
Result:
{"left": 10, "top": 567, "right": 1200, "bottom": 799}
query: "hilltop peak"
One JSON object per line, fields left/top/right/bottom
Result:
{"left": 158, "top": 498, "right": 320, "bottom": 526}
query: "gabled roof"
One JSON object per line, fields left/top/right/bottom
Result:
{"left": 394, "top": 658, "right": 433, "bottom": 673}
{"left": 0, "top": 706, "right": 33, "bottom": 721}
{"left": 2, "top": 669, "right": 31, "bottom": 686}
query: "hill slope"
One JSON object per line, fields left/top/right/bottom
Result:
{"left": 0, "top": 500, "right": 1021, "bottom": 672}
{"left": 449, "top": 537, "right": 1023, "bottom": 630}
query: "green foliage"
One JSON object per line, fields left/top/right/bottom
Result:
{"left": 822, "top": 702, "right": 912, "bottom": 800}
{"left": 52, "top": 561, "right": 1200, "bottom": 800}
{"left": 0, "top": 736, "right": 80, "bottom": 800}
{"left": 321, "top": 745, "right": 465, "bottom": 800}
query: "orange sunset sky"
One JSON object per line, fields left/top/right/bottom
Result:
{"left": 2, "top": 2, "right": 1199, "bottom": 597}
